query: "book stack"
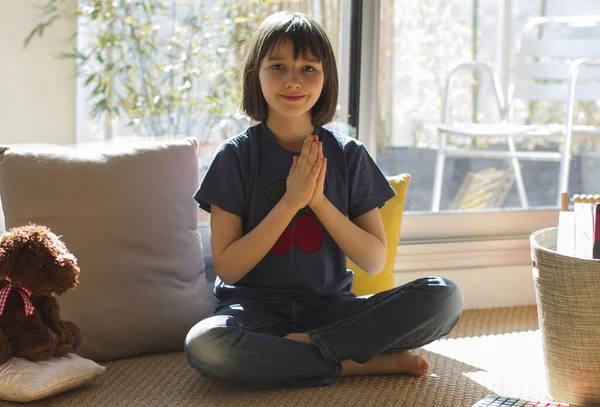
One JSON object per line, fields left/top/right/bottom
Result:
{"left": 557, "top": 193, "right": 600, "bottom": 259}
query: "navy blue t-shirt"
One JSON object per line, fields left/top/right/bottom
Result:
{"left": 195, "top": 122, "right": 395, "bottom": 305}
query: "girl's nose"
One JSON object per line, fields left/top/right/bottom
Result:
{"left": 284, "top": 70, "right": 301, "bottom": 88}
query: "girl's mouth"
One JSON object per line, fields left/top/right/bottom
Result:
{"left": 281, "top": 95, "right": 306, "bottom": 102}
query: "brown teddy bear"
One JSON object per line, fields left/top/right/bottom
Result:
{"left": 0, "top": 224, "right": 82, "bottom": 364}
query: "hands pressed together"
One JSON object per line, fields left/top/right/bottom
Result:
{"left": 283, "top": 134, "right": 327, "bottom": 212}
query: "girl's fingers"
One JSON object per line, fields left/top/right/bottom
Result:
{"left": 297, "top": 136, "right": 312, "bottom": 171}
{"left": 318, "top": 157, "right": 327, "bottom": 182}
{"left": 308, "top": 140, "right": 318, "bottom": 165}
{"left": 310, "top": 158, "right": 323, "bottom": 178}
{"left": 300, "top": 136, "right": 311, "bottom": 159}
{"left": 300, "top": 142, "right": 315, "bottom": 173}
{"left": 298, "top": 135, "right": 320, "bottom": 173}
{"left": 315, "top": 139, "right": 322, "bottom": 163}
{"left": 314, "top": 157, "right": 326, "bottom": 183}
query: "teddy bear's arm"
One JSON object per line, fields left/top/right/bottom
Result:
{"left": 30, "top": 296, "right": 82, "bottom": 356}
{"left": 0, "top": 328, "right": 12, "bottom": 364}
{"left": 31, "top": 296, "right": 63, "bottom": 331}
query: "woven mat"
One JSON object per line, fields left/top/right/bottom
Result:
{"left": 3, "top": 306, "right": 551, "bottom": 407}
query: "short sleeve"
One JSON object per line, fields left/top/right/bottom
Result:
{"left": 194, "top": 142, "right": 245, "bottom": 217}
{"left": 347, "top": 144, "right": 396, "bottom": 219}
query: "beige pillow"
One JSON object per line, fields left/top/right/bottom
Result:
{"left": 0, "top": 354, "right": 105, "bottom": 402}
{"left": 0, "top": 139, "right": 213, "bottom": 361}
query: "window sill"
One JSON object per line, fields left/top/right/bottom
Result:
{"left": 395, "top": 237, "right": 531, "bottom": 272}
{"left": 401, "top": 208, "right": 557, "bottom": 242}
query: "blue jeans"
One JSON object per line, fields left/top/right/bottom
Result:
{"left": 185, "top": 276, "right": 463, "bottom": 389}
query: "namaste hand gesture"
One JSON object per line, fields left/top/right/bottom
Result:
{"left": 283, "top": 135, "right": 327, "bottom": 211}
{"left": 307, "top": 135, "right": 327, "bottom": 211}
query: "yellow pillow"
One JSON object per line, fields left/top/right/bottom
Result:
{"left": 348, "top": 173, "right": 411, "bottom": 296}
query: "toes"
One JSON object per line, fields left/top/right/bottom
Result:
{"left": 413, "top": 356, "right": 430, "bottom": 376}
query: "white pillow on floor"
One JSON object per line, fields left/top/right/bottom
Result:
{"left": 0, "top": 354, "right": 105, "bottom": 402}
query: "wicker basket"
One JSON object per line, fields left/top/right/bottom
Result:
{"left": 531, "top": 227, "right": 600, "bottom": 406}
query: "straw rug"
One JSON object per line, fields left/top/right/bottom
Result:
{"left": 3, "top": 306, "right": 552, "bottom": 407}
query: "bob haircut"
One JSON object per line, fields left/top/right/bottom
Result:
{"left": 241, "top": 12, "right": 339, "bottom": 126}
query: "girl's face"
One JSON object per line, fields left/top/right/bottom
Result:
{"left": 259, "top": 40, "right": 324, "bottom": 123}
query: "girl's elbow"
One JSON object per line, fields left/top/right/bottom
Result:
{"left": 213, "top": 263, "right": 240, "bottom": 285}
{"left": 365, "top": 251, "right": 387, "bottom": 275}
{"left": 365, "top": 262, "right": 385, "bottom": 276}
{"left": 217, "top": 273, "right": 240, "bottom": 286}
{"left": 217, "top": 274, "right": 237, "bottom": 285}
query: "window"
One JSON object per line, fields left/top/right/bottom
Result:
{"left": 72, "top": 0, "right": 600, "bottom": 243}
{"left": 76, "top": 1, "right": 354, "bottom": 223}
{"left": 77, "top": 1, "right": 353, "bottom": 162}
{"left": 363, "top": 0, "right": 600, "bottom": 242}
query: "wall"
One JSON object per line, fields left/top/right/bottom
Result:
{"left": 395, "top": 265, "right": 536, "bottom": 310}
{"left": 0, "top": 1, "right": 76, "bottom": 145}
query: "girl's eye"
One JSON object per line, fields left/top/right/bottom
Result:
{"left": 271, "top": 64, "right": 284, "bottom": 70}
{"left": 303, "top": 66, "right": 316, "bottom": 72}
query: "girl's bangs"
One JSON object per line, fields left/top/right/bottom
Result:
{"left": 265, "top": 21, "right": 325, "bottom": 62}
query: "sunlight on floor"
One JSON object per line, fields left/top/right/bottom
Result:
{"left": 423, "top": 329, "right": 550, "bottom": 400}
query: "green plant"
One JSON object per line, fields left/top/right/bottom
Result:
{"left": 25, "top": 0, "right": 296, "bottom": 139}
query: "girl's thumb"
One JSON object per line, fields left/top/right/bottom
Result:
{"left": 288, "top": 155, "right": 298, "bottom": 176}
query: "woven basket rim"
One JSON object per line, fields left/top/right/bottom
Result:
{"left": 531, "top": 226, "right": 600, "bottom": 264}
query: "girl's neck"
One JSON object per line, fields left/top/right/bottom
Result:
{"left": 266, "top": 114, "right": 315, "bottom": 152}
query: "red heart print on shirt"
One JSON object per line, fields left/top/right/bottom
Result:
{"left": 264, "top": 180, "right": 325, "bottom": 255}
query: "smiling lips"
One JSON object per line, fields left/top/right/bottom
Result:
{"left": 280, "top": 94, "right": 306, "bottom": 101}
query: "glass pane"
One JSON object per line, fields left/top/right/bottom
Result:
{"left": 74, "top": 1, "right": 352, "bottom": 222}
{"left": 375, "top": 0, "right": 600, "bottom": 213}
{"left": 98, "top": 1, "right": 351, "bottom": 162}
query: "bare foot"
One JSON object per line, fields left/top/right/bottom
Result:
{"left": 341, "top": 351, "right": 430, "bottom": 377}
{"left": 283, "top": 332, "right": 313, "bottom": 344}
{"left": 283, "top": 333, "right": 430, "bottom": 377}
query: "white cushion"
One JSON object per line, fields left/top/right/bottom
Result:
{"left": 0, "top": 354, "right": 105, "bottom": 402}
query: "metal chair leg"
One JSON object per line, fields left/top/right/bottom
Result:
{"left": 507, "top": 135, "right": 529, "bottom": 209}
{"left": 557, "top": 137, "right": 572, "bottom": 206}
{"left": 431, "top": 132, "right": 448, "bottom": 212}
{"left": 431, "top": 151, "right": 446, "bottom": 212}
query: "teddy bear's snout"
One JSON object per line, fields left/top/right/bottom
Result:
{"left": 48, "top": 259, "right": 80, "bottom": 295}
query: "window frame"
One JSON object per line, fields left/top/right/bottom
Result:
{"left": 357, "top": 0, "right": 556, "bottom": 248}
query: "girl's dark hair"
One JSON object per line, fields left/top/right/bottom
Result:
{"left": 241, "top": 12, "right": 339, "bottom": 126}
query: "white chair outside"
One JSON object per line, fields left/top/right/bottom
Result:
{"left": 431, "top": 16, "right": 600, "bottom": 212}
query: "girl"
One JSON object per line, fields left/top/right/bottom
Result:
{"left": 185, "top": 11, "right": 463, "bottom": 389}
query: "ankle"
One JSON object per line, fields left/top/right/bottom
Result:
{"left": 283, "top": 332, "right": 313, "bottom": 345}
{"left": 340, "top": 352, "right": 430, "bottom": 377}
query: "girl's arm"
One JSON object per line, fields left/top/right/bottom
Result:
{"left": 210, "top": 201, "right": 298, "bottom": 285}
{"left": 312, "top": 200, "right": 387, "bottom": 275}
